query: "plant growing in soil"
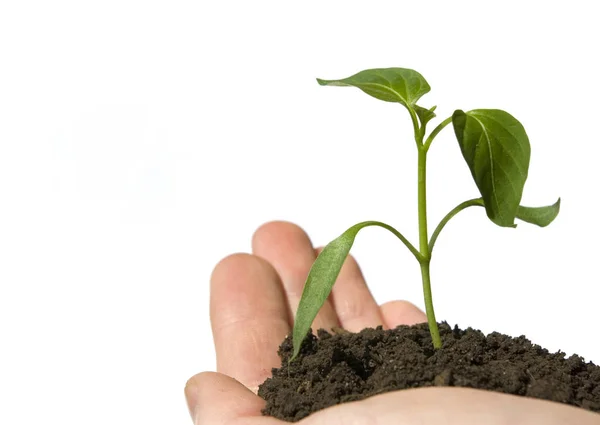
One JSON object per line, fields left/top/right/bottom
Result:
{"left": 291, "top": 67, "right": 560, "bottom": 360}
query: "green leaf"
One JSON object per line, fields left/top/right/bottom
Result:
{"left": 291, "top": 225, "right": 358, "bottom": 361}
{"left": 317, "top": 68, "right": 430, "bottom": 109}
{"left": 291, "top": 220, "right": 421, "bottom": 361}
{"left": 516, "top": 198, "right": 561, "bottom": 227}
{"left": 452, "top": 109, "right": 531, "bottom": 228}
{"left": 415, "top": 105, "right": 437, "bottom": 127}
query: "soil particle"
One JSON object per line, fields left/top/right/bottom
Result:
{"left": 258, "top": 322, "right": 600, "bottom": 422}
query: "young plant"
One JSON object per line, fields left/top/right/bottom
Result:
{"left": 291, "top": 67, "right": 560, "bottom": 360}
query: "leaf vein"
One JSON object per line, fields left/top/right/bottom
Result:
{"left": 471, "top": 114, "right": 501, "bottom": 214}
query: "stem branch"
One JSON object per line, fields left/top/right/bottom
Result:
{"left": 429, "top": 198, "right": 484, "bottom": 254}
{"left": 423, "top": 116, "right": 452, "bottom": 152}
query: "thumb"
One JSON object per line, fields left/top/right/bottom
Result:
{"left": 302, "top": 387, "right": 600, "bottom": 425}
{"left": 184, "top": 372, "right": 281, "bottom": 425}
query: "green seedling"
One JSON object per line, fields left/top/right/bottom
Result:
{"left": 291, "top": 67, "right": 560, "bottom": 360}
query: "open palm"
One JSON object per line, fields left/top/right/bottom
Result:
{"left": 185, "top": 222, "right": 599, "bottom": 424}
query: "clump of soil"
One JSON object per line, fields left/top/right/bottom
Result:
{"left": 258, "top": 322, "right": 600, "bottom": 422}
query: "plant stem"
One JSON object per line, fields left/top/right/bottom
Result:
{"left": 417, "top": 144, "right": 441, "bottom": 348}
{"left": 417, "top": 147, "right": 429, "bottom": 257}
{"left": 419, "top": 261, "right": 441, "bottom": 348}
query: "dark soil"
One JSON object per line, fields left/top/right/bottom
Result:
{"left": 258, "top": 322, "right": 600, "bottom": 422}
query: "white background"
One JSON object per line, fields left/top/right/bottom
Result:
{"left": 1, "top": 1, "right": 598, "bottom": 424}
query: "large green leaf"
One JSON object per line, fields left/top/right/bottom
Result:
{"left": 317, "top": 68, "right": 430, "bottom": 109}
{"left": 291, "top": 220, "right": 420, "bottom": 361}
{"left": 516, "top": 198, "right": 561, "bottom": 227}
{"left": 452, "top": 109, "right": 531, "bottom": 227}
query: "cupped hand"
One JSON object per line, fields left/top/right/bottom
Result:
{"left": 185, "top": 221, "right": 600, "bottom": 424}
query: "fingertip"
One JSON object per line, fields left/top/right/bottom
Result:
{"left": 250, "top": 221, "right": 340, "bottom": 331}
{"left": 250, "top": 221, "right": 314, "bottom": 297}
{"left": 185, "top": 372, "right": 220, "bottom": 421}
{"left": 210, "top": 252, "right": 272, "bottom": 289}
{"left": 185, "top": 372, "right": 265, "bottom": 424}
{"left": 325, "top": 250, "right": 385, "bottom": 332}
{"left": 184, "top": 372, "right": 203, "bottom": 420}
{"left": 209, "top": 252, "right": 282, "bottom": 318}
{"left": 380, "top": 300, "right": 427, "bottom": 329}
{"left": 251, "top": 221, "right": 313, "bottom": 254}
{"left": 210, "top": 252, "right": 249, "bottom": 293}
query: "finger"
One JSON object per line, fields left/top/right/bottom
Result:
{"left": 210, "top": 253, "right": 290, "bottom": 392}
{"left": 185, "top": 372, "right": 283, "bottom": 425}
{"left": 252, "top": 221, "right": 339, "bottom": 331}
{"left": 321, "top": 249, "right": 385, "bottom": 332}
{"left": 380, "top": 300, "right": 427, "bottom": 328}
{"left": 304, "top": 387, "right": 600, "bottom": 425}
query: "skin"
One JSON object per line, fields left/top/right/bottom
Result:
{"left": 185, "top": 221, "right": 600, "bottom": 424}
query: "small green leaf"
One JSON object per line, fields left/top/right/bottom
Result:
{"left": 516, "top": 198, "right": 561, "bottom": 227}
{"left": 415, "top": 105, "right": 437, "bottom": 127}
{"left": 452, "top": 109, "right": 531, "bottom": 228}
{"left": 317, "top": 68, "right": 430, "bottom": 109}
{"left": 291, "top": 220, "right": 421, "bottom": 361}
{"left": 291, "top": 225, "right": 359, "bottom": 361}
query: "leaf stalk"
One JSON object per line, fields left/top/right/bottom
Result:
{"left": 409, "top": 107, "right": 422, "bottom": 148}
{"left": 429, "top": 198, "right": 484, "bottom": 254}
{"left": 423, "top": 116, "right": 452, "bottom": 152}
{"left": 353, "top": 221, "right": 424, "bottom": 263}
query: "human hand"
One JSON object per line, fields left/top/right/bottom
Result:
{"left": 185, "top": 221, "right": 600, "bottom": 424}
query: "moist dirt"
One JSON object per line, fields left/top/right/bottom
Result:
{"left": 258, "top": 322, "right": 600, "bottom": 422}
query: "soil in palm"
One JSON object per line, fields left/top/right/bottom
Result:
{"left": 258, "top": 322, "right": 600, "bottom": 422}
